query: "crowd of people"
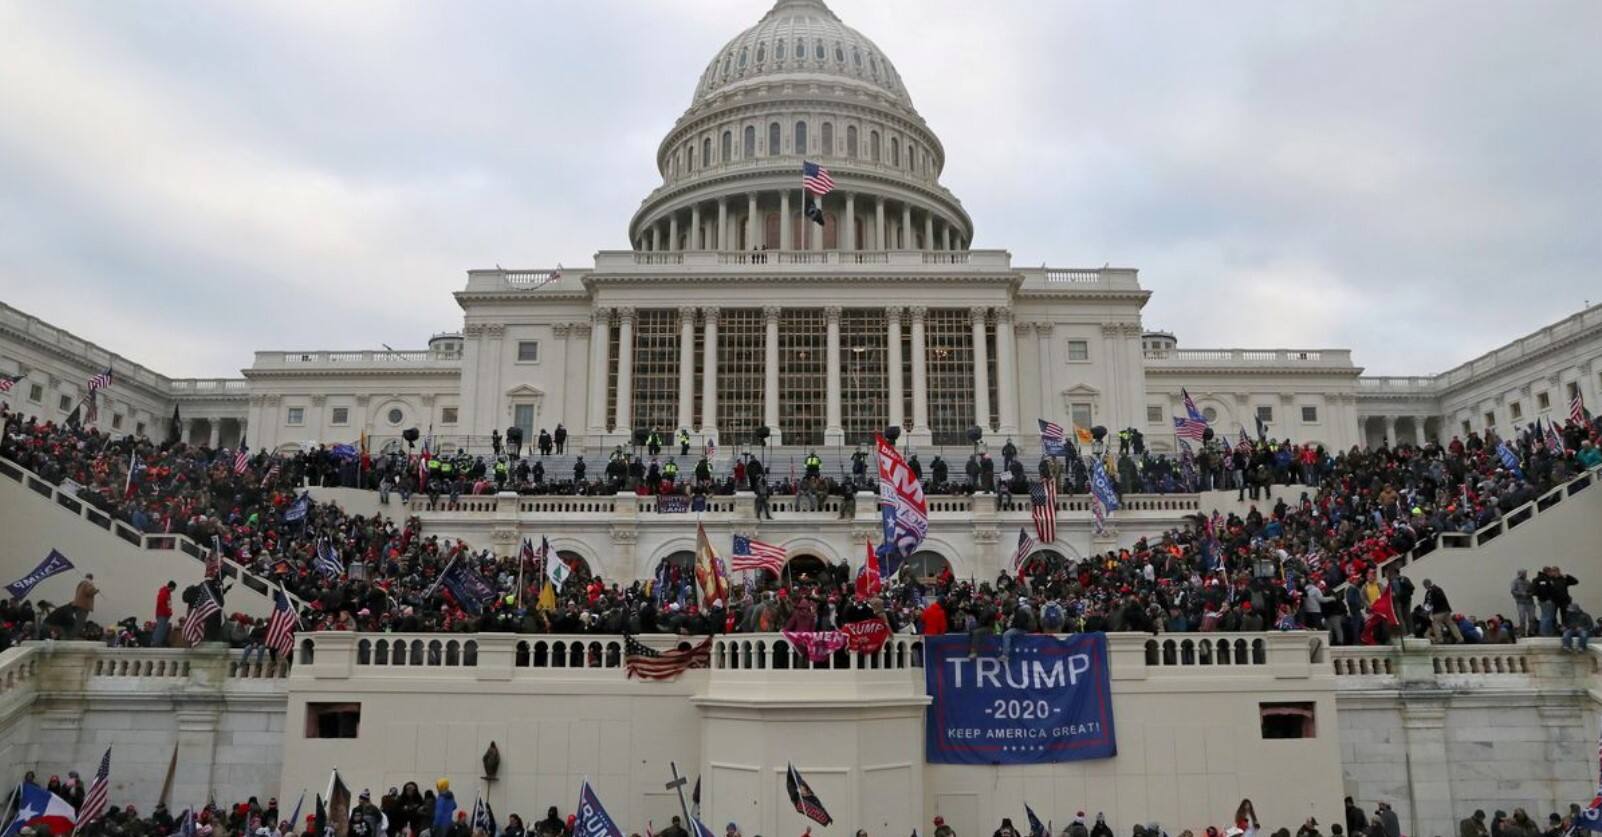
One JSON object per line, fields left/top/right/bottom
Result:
{"left": 3, "top": 402, "right": 1601, "bottom": 654}
{"left": 11, "top": 782, "right": 1597, "bottom": 837}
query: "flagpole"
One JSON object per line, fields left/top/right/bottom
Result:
{"left": 516, "top": 539, "right": 526, "bottom": 607}
{"left": 422, "top": 550, "right": 461, "bottom": 600}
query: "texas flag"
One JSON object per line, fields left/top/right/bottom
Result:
{"left": 3, "top": 784, "right": 78, "bottom": 836}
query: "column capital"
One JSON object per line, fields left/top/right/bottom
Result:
{"left": 994, "top": 308, "right": 1014, "bottom": 324}
{"left": 824, "top": 305, "right": 843, "bottom": 322}
{"left": 763, "top": 305, "right": 783, "bottom": 322}
{"left": 463, "top": 324, "right": 485, "bottom": 338}
{"left": 574, "top": 321, "right": 593, "bottom": 336}
{"left": 1100, "top": 322, "right": 1122, "bottom": 337}
{"left": 592, "top": 308, "right": 612, "bottom": 326}
{"left": 1121, "top": 323, "right": 1143, "bottom": 337}
{"left": 678, "top": 305, "right": 699, "bottom": 321}
{"left": 1034, "top": 321, "right": 1055, "bottom": 335}
{"left": 1015, "top": 321, "right": 1034, "bottom": 336}
{"left": 484, "top": 323, "right": 505, "bottom": 337}
{"left": 615, "top": 306, "right": 636, "bottom": 322}
{"left": 552, "top": 323, "right": 571, "bottom": 337}
{"left": 703, "top": 306, "right": 721, "bottom": 325}
{"left": 908, "top": 305, "right": 928, "bottom": 321}
{"left": 885, "top": 305, "right": 904, "bottom": 321}
{"left": 969, "top": 306, "right": 990, "bottom": 324}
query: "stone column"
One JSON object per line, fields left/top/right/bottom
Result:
{"left": 843, "top": 192, "right": 856, "bottom": 251}
{"left": 717, "top": 197, "right": 729, "bottom": 250}
{"left": 943, "top": 223, "right": 953, "bottom": 251}
{"left": 1383, "top": 415, "right": 1397, "bottom": 446}
{"left": 650, "top": 225, "right": 660, "bottom": 252}
{"left": 669, "top": 213, "right": 679, "bottom": 252}
{"left": 924, "top": 212, "right": 934, "bottom": 252}
{"left": 1036, "top": 322, "right": 1054, "bottom": 419}
{"left": 780, "top": 192, "right": 792, "bottom": 250}
{"left": 1399, "top": 699, "right": 1453, "bottom": 837}
{"left": 875, "top": 197, "right": 886, "bottom": 250}
{"left": 677, "top": 307, "right": 697, "bottom": 433}
{"left": 887, "top": 306, "right": 905, "bottom": 430}
{"left": 689, "top": 204, "right": 701, "bottom": 250}
{"left": 825, "top": 305, "right": 844, "bottom": 444}
{"left": 764, "top": 306, "right": 782, "bottom": 444}
{"left": 910, "top": 306, "right": 930, "bottom": 442}
{"left": 995, "top": 308, "right": 1018, "bottom": 435}
{"left": 1414, "top": 417, "right": 1426, "bottom": 447}
{"left": 613, "top": 307, "right": 635, "bottom": 432}
{"left": 587, "top": 309, "right": 610, "bottom": 434}
{"left": 701, "top": 307, "right": 720, "bottom": 438}
{"left": 747, "top": 193, "right": 759, "bottom": 250}
{"left": 208, "top": 419, "right": 221, "bottom": 449}
{"left": 901, "top": 203, "right": 913, "bottom": 250}
{"left": 970, "top": 307, "right": 992, "bottom": 431}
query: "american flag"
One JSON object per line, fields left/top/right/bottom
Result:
{"left": 84, "top": 390, "right": 99, "bottom": 424}
{"left": 265, "top": 584, "right": 298, "bottom": 659}
{"left": 1030, "top": 480, "right": 1057, "bottom": 543}
{"left": 1574, "top": 392, "right": 1588, "bottom": 425}
{"left": 233, "top": 443, "right": 250, "bottom": 475}
{"left": 1038, "top": 418, "right": 1066, "bottom": 456}
{"left": 731, "top": 535, "right": 786, "bottom": 575}
{"left": 802, "top": 161, "right": 835, "bottom": 196}
{"left": 77, "top": 746, "right": 112, "bottom": 829}
{"left": 182, "top": 584, "right": 220, "bottom": 646}
{"left": 1173, "top": 416, "right": 1208, "bottom": 442}
{"left": 261, "top": 460, "right": 280, "bottom": 488}
{"left": 1545, "top": 420, "right": 1565, "bottom": 454}
{"left": 0, "top": 373, "right": 20, "bottom": 393}
{"left": 1237, "top": 426, "right": 1255, "bottom": 457}
{"left": 86, "top": 368, "right": 113, "bottom": 393}
{"left": 314, "top": 538, "right": 344, "bottom": 578}
{"left": 1010, "top": 528, "right": 1037, "bottom": 572}
{"left": 623, "top": 635, "right": 711, "bottom": 680}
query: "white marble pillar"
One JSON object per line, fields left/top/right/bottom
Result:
{"left": 747, "top": 193, "right": 759, "bottom": 250}
{"left": 677, "top": 307, "right": 697, "bottom": 433}
{"left": 1035, "top": 322, "right": 1054, "bottom": 420}
{"left": 208, "top": 420, "right": 221, "bottom": 449}
{"left": 764, "top": 306, "right": 782, "bottom": 443}
{"left": 587, "top": 309, "right": 610, "bottom": 434}
{"left": 701, "top": 307, "right": 720, "bottom": 438}
{"left": 689, "top": 204, "right": 701, "bottom": 251}
{"left": 943, "top": 223, "right": 953, "bottom": 251}
{"left": 924, "top": 213, "right": 934, "bottom": 252}
{"left": 843, "top": 193, "right": 856, "bottom": 251}
{"left": 717, "top": 197, "right": 729, "bottom": 250}
{"left": 875, "top": 197, "right": 886, "bottom": 250}
{"left": 780, "top": 192, "right": 792, "bottom": 250}
{"left": 1383, "top": 415, "right": 1397, "bottom": 446}
{"left": 650, "top": 226, "right": 660, "bottom": 252}
{"left": 970, "top": 307, "right": 992, "bottom": 431}
{"left": 909, "top": 306, "right": 930, "bottom": 440}
{"left": 887, "top": 306, "right": 905, "bottom": 429}
{"left": 614, "top": 307, "right": 635, "bottom": 432}
{"left": 901, "top": 203, "right": 913, "bottom": 250}
{"left": 995, "top": 308, "right": 1018, "bottom": 435}
{"left": 1414, "top": 416, "right": 1426, "bottom": 447}
{"left": 825, "top": 305, "right": 844, "bottom": 444}
{"left": 668, "top": 214, "right": 679, "bottom": 252}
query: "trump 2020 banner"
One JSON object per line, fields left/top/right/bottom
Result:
{"left": 924, "top": 632, "right": 1116, "bottom": 764}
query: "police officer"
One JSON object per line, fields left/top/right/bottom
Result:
{"left": 931, "top": 455, "right": 948, "bottom": 486}
{"left": 573, "top": 456, "right": 586, "bottom": 483}
{"left": 850, "top": 447, "right": 867, "bottom": 480}
{"left": 678, "top": 428, "right": 691, "bottom": 456}
{"left": 647, "top": 427, "right": 663, "bottom": 457}
{"left": 493, "top": 456, "right": 508, "bottom": 487}
{"left": 695, "top": 456, "right": 712, "bottom": 483}
{"left": 664, "top": 458, "right": 679, "bottom": 482}
{"left": 552, "top": 423, "right": 567, "bottom": 455}
{"left": 1001, "top": 437, "right": 1018, "bottom": 471}
{"left": 491, "top": 429, "right": 502, "bottom": 456}
{"left": 805, "top": 450, "right": 822, "bottom": 478}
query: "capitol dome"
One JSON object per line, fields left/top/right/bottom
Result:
{"left": 692, "top": 0, "right": 915, "bottom": 111}
{"left": 628, "top": 0, "right": 972, "bottom": 254}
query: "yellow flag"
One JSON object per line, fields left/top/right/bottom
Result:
{"left": 538, "top": 580, "right": 556, "bottom": 611}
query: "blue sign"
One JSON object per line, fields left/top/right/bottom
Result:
{"left": 573, "top": 780, "right": 624, "bottom": 837}
{"left": 924, "top": 633, "right": 1116, "bottom": 764}
{"left": 5, "top": 549, "right": 74, "bottom": 600}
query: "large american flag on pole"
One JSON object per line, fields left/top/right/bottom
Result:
{"left": 233, "top": 444, "right": 250, "bottom": 475}
{"left": 76, "top": 746, "right": 112, "bottom": 831}
{"left": 1173, "top": 416, "right": 1208, "bottom": 442}
{"left": 1030, "top": 480, "right": 1057, "bottom": 543}
{"left": 802, "top": 161, "right": 835, "bottom": 196}
{"left": 730, "top": 535, "right": 786, "bottom": 575}
{"left": 86, "top": 368, "right": 114, "bottom": 393}
{"left": 1574, "top": 393, "right": 1589, "bottom": 426}
{"left": 1010, "top": 528, "right": 1037, "bottom": 572}
{"left": 265, "top": 584, "right": 298, "bottom": 659}
{"left": 623, "top": 635, "right": 712, "bottom": 680}
{"left": 182, "top": 584, "right": 220, "bottom": 646}
{"left": 1038, "top": 418, "right": 1067, "bottom": 457}
{"left": 0, "top": 373, "right": 21, "bottom": 393}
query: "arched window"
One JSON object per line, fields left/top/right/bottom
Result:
{"left": 846, "top": 125, "right": 858, "bottom": 158}
{"left": 702, "top": 137, "right": 712, "bottom": 168}
{"left": 814, "top": 41, "right": 825, "bottom": 60}
{"left": 834, "top": 43, "right": 845, "bottom": 63}
{"left": 903, "top": 551, "right": 953, "bottom": 583}
{"left": 685, "top": 142, "right": 693, "bottom": 172}
{"left": 870, "top": 130, "right": 881, "bottom": 162}
{"left": 869, "top": 55, "right": 879, "bottom": 78}
{"left": 776, "top": 40, "right": 786, "bottom": 61}
{"left": 796, "top": 39, "right": 806, "bottom": 61}
{"left": 721, "top": 130, "right": 732, "bottom": 163}
{"left": 820, "top": 123, "right": 833, "bottom": 157}
{"left": 853, "top": 47, "right": 862, "bottom": 67}
{"left": 756, "top": 42, "right": 766, "bottom": 64}
{"left": 890, "top": 137, "right": 900, "bottom": 167}
{"left": 738, "top": 47, "right": 747, "bottom": 69}
{"left": 908, "top": 142, "right": 917, "bottom": 171}
{"left": 744, "top": 126, "right": 756, "bottom": 158}
{"left": 769, "top": 122, "right": 781, "bottom": 155}
{"left": 722, "top": 54, "right": 732, "bottom": 77}
{"left": 793, "top": 121, "right": 808, "bottom": 155}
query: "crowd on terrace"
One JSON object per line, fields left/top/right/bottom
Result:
{"left": 11, "top": 782, "right": 1598, "bottom": 837}
{"left": 3, "top": 402, "right": 1601, "bottom": 654}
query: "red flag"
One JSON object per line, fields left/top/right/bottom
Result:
{"left": 1370, "top": 587, "right": 1400, "bottom": 626}
{"left": 855, "top": 539, "right": 882, "bottom": 598}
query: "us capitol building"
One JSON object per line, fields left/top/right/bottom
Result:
{"left": 3, "top": 0, "right": 1601, "bottom": 570}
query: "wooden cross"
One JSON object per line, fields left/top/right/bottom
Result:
{"left": 666, "top": 761, "right": 695, "bottom": 832}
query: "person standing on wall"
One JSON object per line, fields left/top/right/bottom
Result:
{"left": 71, "top": 572, "right": 99, "bottom": 638}
{"left": 153, "top": 580, "right": 177, "bottom": 646}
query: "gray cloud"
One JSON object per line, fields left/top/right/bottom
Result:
{"left": 0, "top": 0, "right": 1596, "bottom": 377}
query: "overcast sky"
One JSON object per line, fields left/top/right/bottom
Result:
{"left": 2, "top": 1, "right": 1598, "bottom": 379}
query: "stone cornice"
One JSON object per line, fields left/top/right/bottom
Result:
{"left": 581, "top": 271, "right": 1018, "bottom": 287}
{"left": 242, "top": 367, "right": 462, "bottom": 380}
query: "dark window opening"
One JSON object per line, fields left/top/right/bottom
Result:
{"left": 1260, "top": 701, "right": 1316, "bottom": 739}
{"left": 306, "top": 702, "right": 361, "bottom": 739}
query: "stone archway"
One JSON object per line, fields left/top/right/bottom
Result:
{"left": 555, "top": 550, "right": 593, "bottom": 584}
{"left": 783, "top": 554, "right": 832, "bottom": 586}
{"left": 1018, "top": 547, "right": 1074, "bottom": 579}
{"left": 901, "top": 550, "right": 952, "bottom": 584}
{"left": 651, "top": 550, "right": 696, "bottom": 601}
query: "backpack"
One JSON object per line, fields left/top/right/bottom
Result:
{"left": 181, "top": 584, "right": 200, "bottom": 606}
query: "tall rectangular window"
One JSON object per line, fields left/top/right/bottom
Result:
{"left": 840, "top": 309, "right": 887, "bottom": 445}
{"left": 1071, "top": 403, "right": 1093, "bottom": 429}
{"left": 1510, "top": 402, "right": 1523, "bottom": 420}
{"left": 513, "top": 404, "right": 534, "bottom": 440}
{"left": 631, "top": 309, "right": 682, "bottom": 434}
{"left": 604, "top": 315, "right": 620, "bottom": 431}
{"left": 1257, "top": 405, "right": 1274, "bottom": 423}
{"left": 925, "top": 309, "right": 975, "bottom": 445}
{"left": 287, "top": 407, "right": 305, "bottom": 425}
{"left": 780, "top": 310, "right": 826, "bottom": 446}
{"left": 716, "top": 309, "right": 765, "bottom": 445}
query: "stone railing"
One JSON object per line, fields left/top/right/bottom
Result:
{"left": 1328, "top": 638, "right": 1586, "bottom": 690}
{"left": 167, "top": 378, "right": 250, "bottom": 395}
{"left": 0, "top": 301, "right": 172, "bottom": 393}
{"left": 1143, "top": 348, "right": 1355, "bottom": 367}
{"left": 1016, "top": 266, "right": 1142, "bottom": 291}
{"left": 0, "top": 456, "right": 303, "bottom": 610}
{"left": 250, "top": 349, "right": 458, "bottom": 369}
{"left": 11, "top": 642, "right": 289, "bottom": 692}
{"left": 591, "top": 249, "right": 1014, "bottom": 272}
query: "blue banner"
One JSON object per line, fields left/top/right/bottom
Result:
{"left": 573, "top": 780, "right": 623, "bottom": 837}
{"left": 6, "top": 549, "right": 74, "bottom": 600}
{"left": 440, "top": 560, "right": 495, "bottom": 614}
{"left": 924, "top": 633, "right": 1116, "bottom": 764}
